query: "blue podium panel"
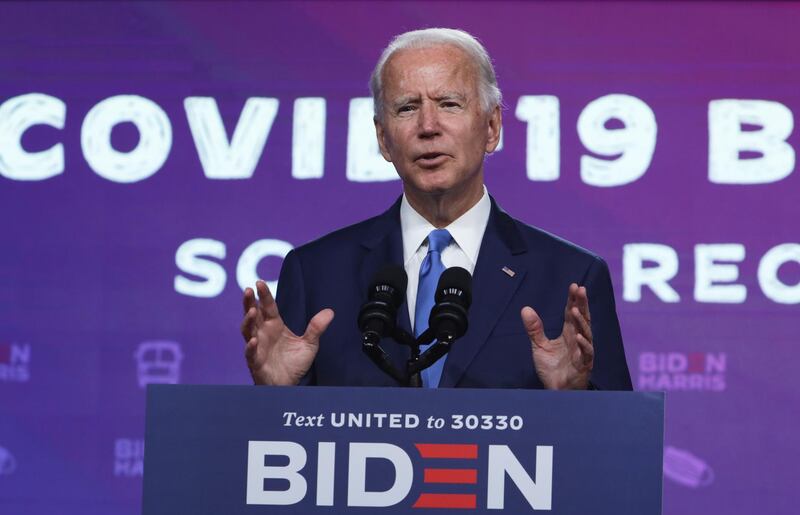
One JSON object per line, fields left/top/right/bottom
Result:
{"left": 143, "top": 386, "right": 663, "bottom": 514}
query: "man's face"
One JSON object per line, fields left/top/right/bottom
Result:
{"left": 375, "top": 44, "right": 501, "bottom": 200}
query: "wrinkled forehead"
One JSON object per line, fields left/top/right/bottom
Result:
{"left": 380, "top": 44, "right": 479, "bottom": 99}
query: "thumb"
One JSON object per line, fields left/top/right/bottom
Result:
{"left": 303, "top": 308, "right": 335, "bottom": 343}
{"left": 521, "top": 306, "right": 548, "bottom": 347}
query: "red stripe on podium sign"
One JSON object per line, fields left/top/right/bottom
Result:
{"left": 413, "top": 493, "right": 477, "bottom": 509}
{"left": 415, "top": 443, "right": 478, "bottom": 459}
{"left": 423, "top": 468, "right": 478, "bottom": 484}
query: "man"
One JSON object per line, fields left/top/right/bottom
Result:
{"left": 241, "top": 28, "right": 632, "bottom": 390}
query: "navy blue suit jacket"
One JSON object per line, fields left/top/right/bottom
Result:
{"left": 276, "top": 197, "right": 632, "bottom": 390}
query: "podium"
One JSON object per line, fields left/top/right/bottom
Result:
{"left": 142, "top": 386, "right": 663, "bottom": 514}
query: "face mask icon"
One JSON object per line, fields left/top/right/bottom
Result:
{"left": 134, "top": 341, "right": 184, "bottom": 388}
{"left": 0, "top": 446, "right": 17, "bottom": 475}
{"left": 663, "top": 446, "right": 714, "bottom": 488}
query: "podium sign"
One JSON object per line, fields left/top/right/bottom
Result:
{"left": 143, "top": 386, "right": 663, "bottom": 514}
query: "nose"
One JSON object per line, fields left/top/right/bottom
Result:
{"left": 417, "top": 102, "right": 441, "bottom": 138}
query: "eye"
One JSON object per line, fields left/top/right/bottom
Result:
{"left": 397, "top": 104, "right": 416, "bottom": 113}
{"left": 441, "top": 100, "right": 462, "bottom": 109}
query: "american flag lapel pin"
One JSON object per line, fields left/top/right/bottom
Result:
{"left": 501, "top": 266, "right": 515, "bottom": 277}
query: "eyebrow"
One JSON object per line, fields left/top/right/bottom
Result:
{"left": 391, "top": 92, "right": 467, "bottom": 108}
{"left": 436, "top": 92, "right": 467, "bottom": 102}
{"left": 391, "top": 95, "right": 420, "bottom": 108}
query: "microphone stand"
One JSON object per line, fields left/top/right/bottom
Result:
{"left": 362, "top": 328, "right": 456, "bottom": 387}
{"left": 361, "top": 332, "right": 407, "bottom": 385}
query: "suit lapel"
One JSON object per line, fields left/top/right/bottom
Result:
{"left": 439, "top": 198, "right": 528, "bottom": 387}
{"left": 359, "top": 198, "right": 413, "bottom": 365}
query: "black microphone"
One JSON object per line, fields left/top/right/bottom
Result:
{"left": 358, "top": 265, "right": 408, "bottom": 345}
{"left": 428, "top": 266, "right": 472, "bottom": 342}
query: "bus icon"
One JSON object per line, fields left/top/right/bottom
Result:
{"left": 134, "top": 340, "right": 184, "bottom": 388}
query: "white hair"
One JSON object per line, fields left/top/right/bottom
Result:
{"left": 369, "top": 28, "right": 503, "bottom": 120}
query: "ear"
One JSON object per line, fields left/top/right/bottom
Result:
{"left": 484, "top": 105, "right": 502, "bottom": 153}
{"left": 374, "top": 116, "right": 393, "bottom": 162}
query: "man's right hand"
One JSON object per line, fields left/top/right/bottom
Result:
{"left": 241, "top": 280, "right": 334, "bottom": 385}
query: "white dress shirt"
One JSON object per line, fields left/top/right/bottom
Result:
{"left": 400, "top": 187, "right": 491, "bottom": 330}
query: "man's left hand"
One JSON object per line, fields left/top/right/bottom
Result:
{"left": 521, "top": 283, "right": 594, "bottom": 390}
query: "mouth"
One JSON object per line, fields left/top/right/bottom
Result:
{"left": 415, "top": 152, "right": 449, "bottom": 167}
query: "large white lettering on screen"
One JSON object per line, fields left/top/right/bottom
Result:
{"left": 184, "top": 97, "right": 278, "bottom": 179}
{"left": 292, "top": 97, "right": 326, "bottom": 179}
{"left": 174, "top": 238, "right": 293, "bottom": 298}
{"left": 81, "top": 95, "right": 172, "bottom": 183}
{"left": 623, "top": 242, "right": 800, "bottom": 304}
{"left": 346, "top": 98, "right": 398, "bottom": 182}
{"left": 2, "top": 94, "right": 797, "bottom": 186}
{"left": 515, "top": 95, "right": 560, "bottom": 181}
{"left": 709, "top": 99, "right": 794, "bottom": 185}
{"left": 0, "top": 93, "right": 65, "bottom": 180}
{"left": 577, "top": 94, "right": 657, "bottom": 187}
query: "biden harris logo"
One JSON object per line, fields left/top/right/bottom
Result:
{"left": 134, "top": 340, "right": 183, "bottom": 388}
{"left": 637, "top": 352, "right": 726, "bottom": 392}
{"left": 0, "top": 342, "right": 31, "bottom": 383}
{"left": 114, "top": 438, "right": 144, "bottom": 478}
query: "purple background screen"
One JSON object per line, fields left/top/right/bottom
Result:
{"left": 1, "top": 2, "right": 799, "bottom": 514}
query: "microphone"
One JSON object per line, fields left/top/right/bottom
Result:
{"left": 428, "top": 266, "right": 472, "bottom": 343}
{"left": 358, "top": 265, "right": 408, "bottom": 345}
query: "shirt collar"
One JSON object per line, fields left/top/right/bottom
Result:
{"left": 400, "top": 186, "right": 491, "bottom": 267}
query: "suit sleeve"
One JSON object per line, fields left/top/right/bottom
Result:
{"left": 583, "top": 257, "right": 633, "bottom": 391}
{"left": 274, "top": 249, "right": 317, "bottom": 385}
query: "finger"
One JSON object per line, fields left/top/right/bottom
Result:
{"left": 575, "top": 333, "right": 594, "bottom": 368}
{"left": 561, "top": 285, "right": 579, "bottom": 340}
{"left": 303, "top": 308, "right": 335, "bottom": 343}
{"left": 244, "top": 337, "right": 258, "bottom": 362}
{"left": 256, "top": 280, "right": 280, "bottom": 319}
{"left": 571, "top": 306, "right": 592, "bottom": 341}
{"left": 240, "top": 307, "right": 262, "bottom": 342}
{"left": 243, "top": 287, "right": 257, "bottom": 315}
{"left": 563, "top": 283, "right": 579, "bottom": 317}
{"left": 240, "top": 309, "right": 253, "bottom": 341}
{"left": 576, "top": 285, "right": 591, "bottom": 323}
{"left": 244, "top": 337, "right": 267, "bottom": 381}
{"left": 521, "top": 306, "right": 548, "bottom": 347}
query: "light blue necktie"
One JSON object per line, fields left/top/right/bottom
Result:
{"left": 415, "top": 228, "right": 452, "bottom": 388}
